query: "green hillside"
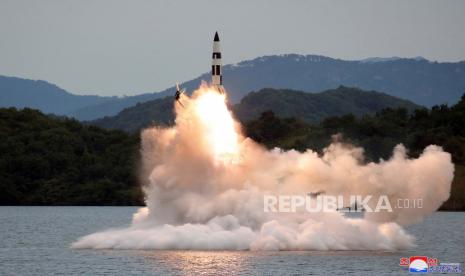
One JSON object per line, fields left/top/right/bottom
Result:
{"left": 234, "top": 86, "right": 420, "bottom": 123}
{"left": 91, "top": 96, "right": 174, "bottom": 133}
{"left": 0, "top": 108, "right": 142, "bottom": 205}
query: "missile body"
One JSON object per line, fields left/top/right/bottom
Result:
{"left": 212, "top": 32, "right": 224, "bottom": 93}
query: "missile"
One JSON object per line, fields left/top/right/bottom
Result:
{"left": 211, "top": 31, "right": 224, "bottom": 93}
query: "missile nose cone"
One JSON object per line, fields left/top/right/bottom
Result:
{"left": 214, "top": 31, "right": 220, "bottom": 42}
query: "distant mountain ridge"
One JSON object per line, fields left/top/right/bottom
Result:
{"left": 92, "top": 86, "right": 421, "bottom": 132}
{"left": 0, "top": 76, "right": 115, "bottom": 115}
{"left": 1, "top": 54, "right": 464, "bottom": 120}
{"left": 76, "top": 54, "right": 465, "bottom": 119}
{"left": 359, "top": 56, "right": 426, "bottom": 63}
{"left": 69, "top": 92, "right": 159, "bottom": 120}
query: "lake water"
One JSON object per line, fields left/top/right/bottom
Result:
{"left": 0, "top": 207, "right": 463, "bottom": 275}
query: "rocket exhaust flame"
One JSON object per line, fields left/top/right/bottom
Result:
{"left": 193, "top": 89, "right": 240, "bottom": 163}
{"left": 72, "top": 84, "right": 454, "bottom": 251}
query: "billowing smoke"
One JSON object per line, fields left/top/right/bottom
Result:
{"left": 72, "top": 84, "right": 454, "bottom": 251}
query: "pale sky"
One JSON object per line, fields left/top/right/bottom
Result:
{"left": 1, "top": 0, "right": 464, "bottom": 96}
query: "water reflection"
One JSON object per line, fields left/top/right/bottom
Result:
{"left": 132, "top": 250, "right": 248, "bottom": 275}
{"left": 100, "top": 250, "right": 398, "bottom": 275}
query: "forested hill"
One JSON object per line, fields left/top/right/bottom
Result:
{"left": 91, "top": 96, "right": 174, "bottom": 133}
{"left": 233, "top": 86, "right": 420, "bottom": 123}
{"left": 92, "top": 86, "right": 421, "bottom": 132}
{"left": 0, "top": 108, "right": 142, "bottom": 205}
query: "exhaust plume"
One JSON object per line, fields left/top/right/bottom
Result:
{"left": 72, "top": 84, "right": 454, "bottom": 251}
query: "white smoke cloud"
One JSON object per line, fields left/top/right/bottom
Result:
{"left": 72, "top": 85, "right": 454, "bottom": 251}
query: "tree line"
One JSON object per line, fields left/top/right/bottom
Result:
{"left": 0, "top": 108, "right": 142, "bottom": 205}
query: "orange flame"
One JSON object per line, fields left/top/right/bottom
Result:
{"left": 193, "top": 88, "right": 241, "bottom": 164}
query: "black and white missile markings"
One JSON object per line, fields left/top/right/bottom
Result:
{"left": 174, "top": 31, "right": 224, "bottom": 106}
{"left": 212, "top": 31, "right": 225, "bottom": 94}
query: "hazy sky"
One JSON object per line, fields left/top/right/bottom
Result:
{"left": 1, "top": 0, "right": 464, "bottom": 96}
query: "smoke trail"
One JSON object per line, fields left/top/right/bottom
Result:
{"left": 72, "top": 84, "right": 454, "bottom": 251}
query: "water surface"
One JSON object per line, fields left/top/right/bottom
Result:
{"left": 0, "top": 207, "right": 463, "bottom": 275}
